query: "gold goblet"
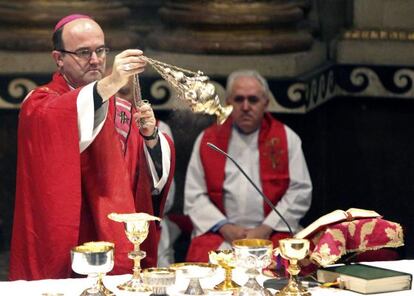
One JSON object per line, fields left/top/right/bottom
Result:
{"left": 275, "top": 238, "right": 311, "bottom": 296}
{"left": 170, "top": 262, "right": 217, "bottom": 295}
{"left": 208, "top": 249, "right": 240, "bottom": 291}
{"left": 233, "top": 239, "right": 273, "bottom": 296}
{"left": 71, "top": 242, "right": 114, "bottom": 296}
{"left": 143, "top": 268, "right": 176, "bottom": 296}
{"left": 108, "top": 212, "right": 161, "bottom": 292}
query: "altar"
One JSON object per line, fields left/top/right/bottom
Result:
{"left": 0, "top": 260, "right": 412, "bottom": 296}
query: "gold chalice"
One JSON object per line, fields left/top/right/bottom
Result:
{"left": 208, "top": 249, "right": 240, "bottom": 291}
{"left": 143, "top": 268, "right": 176, "bottom": 296}
{"left": 170, "top": 262, "right": 217, "bottom": 295}
{"left": 233, "top": 239, "right": 273, "bottom": 296}
{"left": 275, "top": 238, "right": 311, "bottom": 296}
{"left": 108, "top": 212, "right": 161, "bottom": 292}
{"left": 71, "top": 242, "right": 114, "bottom": 296}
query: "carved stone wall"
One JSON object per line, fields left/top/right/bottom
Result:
{"left": 0, "top": 0, "right": 138, "bottom": 50}
{"left": 122, "top": 0, "right": 162, "bottom": 48}
{"left": 148, "top": 0, "right": 314, "bottom": 54}
{"left": 335, "top": 0, "right": 414, "bottom": 99}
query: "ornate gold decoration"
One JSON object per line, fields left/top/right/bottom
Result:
{"left": 348, "top": 221, "right": 356, "bottom": 237}
{"left": 359, "top": 219, "right": 376, "bottom": 250}
{"left": 344, "top": 29, "right": 414, "bottom": 41}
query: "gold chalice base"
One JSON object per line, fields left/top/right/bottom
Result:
{"left": 275, "top": 281, "right": 311, "bottom": 296}
{"left": 117, "top": 278, "right": 151, "bottom": 292}
{"left": 213, "top": 278, "right": 240, "bottom": 291}
{"left": 208, "top": 250, "right": 240, "bottom": 291}
{"left": 276, "top": 238, "right": 311, "bottom": 296}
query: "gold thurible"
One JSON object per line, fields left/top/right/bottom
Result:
{"left": 135, "top": 56, "right": 232, "bottom": 124}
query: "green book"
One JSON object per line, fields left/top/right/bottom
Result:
{"left": 317, "top": 263, "right": 412, "bottom": 294}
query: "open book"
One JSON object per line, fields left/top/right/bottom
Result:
{"left": 295, "top": 208, "right": 381, "bottom": 239}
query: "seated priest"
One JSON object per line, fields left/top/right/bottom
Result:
{"left": 183, "top": 69, "right": 312, "bottom": 261}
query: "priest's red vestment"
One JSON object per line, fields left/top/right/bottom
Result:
{"left": 9, "top": 73, "right": 175, "bottom": 280}
{"left": 186, "top": 114, "right": 290, "bottom": 262}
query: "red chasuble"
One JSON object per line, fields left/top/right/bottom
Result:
{"left": 186, "top": 113, "right": 290, "bottom": 262}
{"left": 9, "top": 73, "right": 175, "bottom": 280}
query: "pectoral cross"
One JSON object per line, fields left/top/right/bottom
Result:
{"left": 119, "top": 111, "right": 129, "bottom": 124}
{"left": 266, "top": 137, "right": 283, "bottom": 169}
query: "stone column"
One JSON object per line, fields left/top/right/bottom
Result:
{"left": 337, "top": 0, "right": 414, "bottom": 65}
{"left": 122, "top": 0, "right": 162, "bottom": 48}
{"left": 0, "top": 0, "right": 138, "bottom": 51}
{"left": 148, "top": 0, "right": 314, "bottom": 54}
{"left": 335, "top": 1, "right": 414, "bottom": 103}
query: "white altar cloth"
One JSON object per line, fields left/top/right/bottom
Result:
{"left": 0, "top": 260, "right": 412, "bottom": 296}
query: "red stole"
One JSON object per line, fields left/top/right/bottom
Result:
{"left": 186, "top": 113, "right": 290, "bottom": 262}
{"left": 114, "top": 97, "right": 133, "bottom": 153}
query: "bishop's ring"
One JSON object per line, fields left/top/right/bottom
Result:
{"left": 123, "top": 63, "right": 132, "bottom": 71}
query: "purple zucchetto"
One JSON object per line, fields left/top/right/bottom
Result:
{"left": 54, "top": 14, "right": 92, "bottom": 32}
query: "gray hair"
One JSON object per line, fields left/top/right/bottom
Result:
{"left": 225, "top": 69, "right": 272, "bottom": 100}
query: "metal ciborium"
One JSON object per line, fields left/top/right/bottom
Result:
{"left": 233, "top": 239, "right": 273, "bottom": 296}
{"left": 208, "top": 249, "right": 240, "bottom": 291}
{"left": 108, "top": 212, "right": 161, "bottom": 292}
{"left": 143, "top": 268, "right": 176, "bottom": 296}
{"left": 170, "top": 262, "right": 217, "bottom": 295}
{"left": 71, "top": 242, "right": 114, "bottom": 296}
{"left": 141, "top": 56, "right": 233, "bottom": 124}
{"left": 275, "top": 238, "right": 311, "bottom": 296}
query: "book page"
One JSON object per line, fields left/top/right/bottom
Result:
{"left": 295, "top": 208, "right": 381, "bottom": 239}
{"left": 346, "top": 208, "right": 381, "bottom": 219}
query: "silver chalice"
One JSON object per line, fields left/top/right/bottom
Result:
{"left": 233, "top": 239, "right": 273, "bottom": 296}
{"left": 170, "top": 262, "right": 217, "bottom": 295}
{"left": 71, "top": 241, "right": 114, "bottom": 296}
{"left": 143, "top": 267, "right": 176, "bottom": 296}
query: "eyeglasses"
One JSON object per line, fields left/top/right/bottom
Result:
{"left": 58, "top": 46, "right": 109, "bottom": 59}
{"left": 232, "top": 95, "right": 262, "bottom": 105}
